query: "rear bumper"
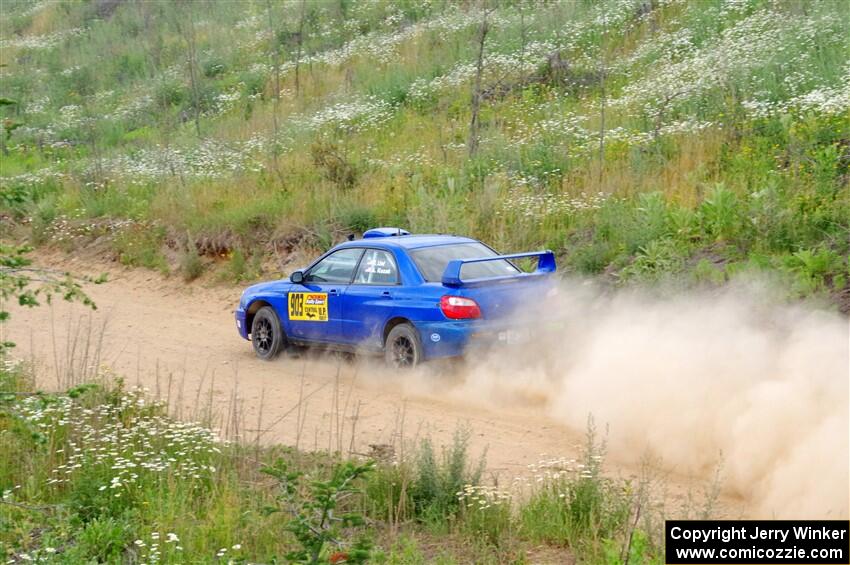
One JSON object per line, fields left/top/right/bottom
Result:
{"left": 413, "top": 318, "right": 564, "bottom": 360}
{"left": 235, "top": 308, "right": 249, "bottom": 340}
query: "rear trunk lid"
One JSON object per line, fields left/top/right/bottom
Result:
{"left": 457, "top": 275, "right": 554, "bottom": 320}
{"left": 441, "top": 251, "right": 556, "bottom": 320}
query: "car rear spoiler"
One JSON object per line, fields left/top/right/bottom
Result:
{"left": 441, "top": 251, "right": 556, "bottom": 287}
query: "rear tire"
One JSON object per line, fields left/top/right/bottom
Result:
{"left": 251, "top": 306, "right": 285, "bottom": 360}
{"left": 385, "top": 323, "right": 423, "bottom": 369}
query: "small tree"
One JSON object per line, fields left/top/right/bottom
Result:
{"left": 177, "top": 1, "right": 202, "bottom": 138}
{"left": 467, "top": 7, "right": 492, "bottom": 158}
{"left": 0, "top": 244, "right": 101, "bottom": 354}
{"left": 262, "top": 458, "right": 374, "bottom": 564}
{"left": 266, "top": 0, "right": 282, "bottom": 173}
{"left": 294, "top": 0, "right": 307, "bottom": 96}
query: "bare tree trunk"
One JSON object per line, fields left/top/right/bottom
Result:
{"left": 266, "top": 0, "right": 281, "bottom": 171}
{"left": 519, "top": 2, "right": 527, "bottom": 87}
{"left": 598, "top": 72, "right": 606, "bottom": 186}
{"left": 597, "top": 14, "right": 607, "bottom": 188}
{"left": 184, "top": 3, "right": 202, "bottom": 138}
{"left": 294, "top": 0, "right": 306, "bottom": 97}
{"left": 468, "top": 9, "right": 490, "bottom": 158}
{"left": 85, "top": 108, "right": 103, "bottom": 183}
{"left": 138, "top": 2, "right": 179, "bottom": 184}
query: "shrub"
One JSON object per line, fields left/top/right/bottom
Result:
{"left": 692, "top": 258, "right": 726, "bottom": 286}
{"left": 620, "top": 239, "right": 688, "bottom": 283}
{"left": 364, "top": 428, "right": 486, "bottom": 527}
{"left": 75, "top": 516, "right": 132, "bottom": 560}
{"left": 668, "top": 206, "right": 699, "bottom": 242}
{"left": 410, "top": 428, "right": 485, "bottom": 524}
{"left": 226, "top": 248, "right": 263, "bottom": 282}
{"left": 636, "top": 192, "right": 672, "bottom": 240}
{"left": 339, "top": 207, "right": 378, "bottom": 234}
{"left": 29, "top": 197, "right": 59, "bottom": 246}
{"left": 363, "top": 460, "right": 414, "bottom": 526}
{"left": 202, "top": 57, "right": 228, "bottom": 78}
{"left": 457, "top": 484, "right": 514, "bottom": 550}
{"left": 519, "top": 418, "right": 632, "bottom": 561}
{"left": 700, "top": 184, "right": 742, "bottom": 243}
{"left": 0, "top": 184, "right": 30, "bottom": 219}
{"left": 262, "top": 458, "right": 374, "bottom": 564}
{"left": 68, "top": 468, "right": 138, "bottom": 523}
{"left": 311, "top": 140, "right": 358, "bottom": 191}
{"left": 567, "top": 239, "right": 619, "bottom": 275}
{"left": 179, "top": 241, "right": 204, "bottom": 282}
{"left": 240, "top": 70, "right": 267, "bottom": 97}
{"left": 155, "top": 80, "right": 187, "bottom": 108}
{"left": 782, "top": 247, "right": 847, "bottom": 295}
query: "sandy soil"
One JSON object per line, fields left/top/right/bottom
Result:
{"left": 4, "top": 252, "right": 749, "bottom": 516}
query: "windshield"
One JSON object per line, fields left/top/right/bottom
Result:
{"left": 411, "top": 243, "right": 520, "bottom": 282}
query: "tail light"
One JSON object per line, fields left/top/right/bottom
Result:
{"left": 440, "top": 295, "right": 481, "bottom": 319}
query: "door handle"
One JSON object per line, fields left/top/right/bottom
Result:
{"left": 329, "top": 288, "right": 339, "bottom": 295}
{"left": 381, "top": 291, "right": 392, "bottom": 298}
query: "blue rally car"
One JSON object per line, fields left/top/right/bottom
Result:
{"left": 235, "top": 228, "right": 556, "bottom": 368}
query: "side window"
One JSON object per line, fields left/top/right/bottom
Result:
{"left": 305, "top": 248, "right": 363, "bottom": 283}
{"left": 354, "top": 249, "right": 398, "bottom": 285}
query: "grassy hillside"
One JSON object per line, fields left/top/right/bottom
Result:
{"left": 0, "top": 0, "right": 848, "bottom": 305}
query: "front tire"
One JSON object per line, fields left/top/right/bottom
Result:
{"left": 385, "top": 323, "right": 423, "bottom": 369}
{"left": 251, "top": 306, "right": 285, "bottom": 360}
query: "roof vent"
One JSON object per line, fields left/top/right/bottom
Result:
{"left": 362, "top": 227, "right": 411, "bottom": 238}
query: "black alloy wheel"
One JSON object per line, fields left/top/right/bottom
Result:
{"left": 385, "top": 323, "right": 422, "bottom": 369}
{"left": 251, "top": 306, "right": 285, "bottom": 360}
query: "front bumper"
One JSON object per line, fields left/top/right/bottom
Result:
{"left": 235, "top": 308, "right": 249, "bottom": 340}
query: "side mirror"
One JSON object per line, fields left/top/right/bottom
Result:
{"left": 289, "top": 270, "right": 304, "bottom": 284}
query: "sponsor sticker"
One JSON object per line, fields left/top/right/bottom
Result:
{"left": 289, "top": 292, "right": 328, "bottom": 322}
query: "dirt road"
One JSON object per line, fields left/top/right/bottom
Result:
{"left": 4, "top": 253, "right": 760, "bottom": 516}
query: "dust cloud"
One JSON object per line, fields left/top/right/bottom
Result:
{"left": 442, "top": 279, "right": 849, "bottom": 519}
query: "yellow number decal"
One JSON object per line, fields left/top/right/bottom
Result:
{"left": 288, "top": 292, "right": 328, "bottom": 322}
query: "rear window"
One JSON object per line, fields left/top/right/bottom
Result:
{"left": 411, "top": 243, "right": 519, "bottom": 282}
